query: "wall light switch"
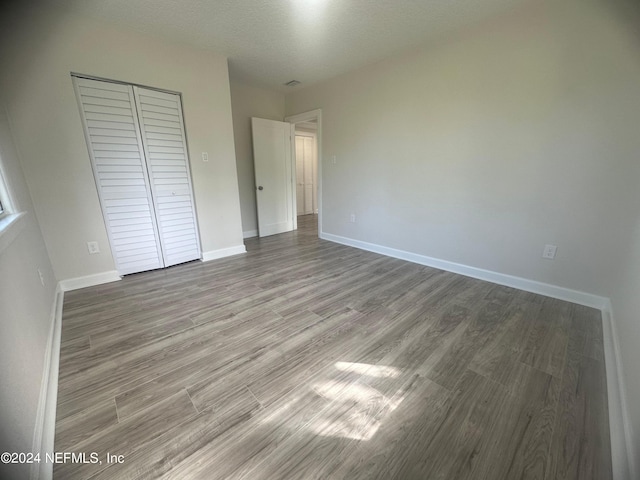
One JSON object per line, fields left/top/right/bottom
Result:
{"left": 542, "top": 244, "right": 557, "bottom": 259}
{"left": 202, "top": 152, "right": 209, "bottom": 162}
{"left": 332, "top": 155, "right": 337, "bottom": 164}
{"left": 350, "top": 213, "right": 356, "bottom": 223}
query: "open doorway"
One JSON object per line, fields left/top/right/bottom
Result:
{"left": 285, "top": 109, "right": 322, "bottom": 236}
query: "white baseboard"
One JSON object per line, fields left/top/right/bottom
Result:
{"left": 201, "top": 245, "right": 246, "bottom": 262}
{"left": 58, "top": 270, "right": 121, "bottom": 292}
{"left": 243, "top": 230, "right": 258, "bottom": 239}
{"left": 602, "top": 301, "right": 635, "bottom": 480}
{"left": 320, "top": 232, "right": 608, "bottom": 309}
{"left": 30, "top": 285, "right": 63, "bottom": 480}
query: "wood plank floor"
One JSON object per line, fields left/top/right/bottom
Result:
{"left": 54, "top": 214, "right": 612, "bottom": 479}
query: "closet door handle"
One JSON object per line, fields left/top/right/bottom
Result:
{"left": 258, "top": 186, "right": 264, "bottom": 191}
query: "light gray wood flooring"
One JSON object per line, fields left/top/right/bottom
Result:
{"left": 54, "top": 214, "right": 612, "bottom": 479}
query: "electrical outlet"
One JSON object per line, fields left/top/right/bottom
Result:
{"left": 37, "top": 268, "right": 45, "bottom": 286}
{"left": 350, "top": 213, "right": 356, "bottom": 223}
{"left": 87, "top": 241, "right": 100, "bottom": 254}
{"left": 332, "top": 155, "right": 337, "bottom": 165}
{"left": 202, "top": 152, "right": 209, "bottom": 162}
{"left": 542, "top": 244, "right": 557, "bottom": 259}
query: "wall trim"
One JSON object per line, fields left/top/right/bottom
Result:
{"left": 243, "top": 230, "right": 258, "bottom": 239}
{"left": 321, "top": 232, "right": 608, "bottom": 309}
{"left": 58, "top": 270, "right": 121, "bottom": 292}
{"left": 602, "top": 301, "right": 635, "bottom": 480}
{"left": 30, "top": 286, "right": 63, "bottom": 480}
{"left": 201, "top": 244, "right": 246, "bottom": 262}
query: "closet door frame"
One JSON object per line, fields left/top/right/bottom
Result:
{"left": 72, "top": 73, "right": 202, "bottom": 274}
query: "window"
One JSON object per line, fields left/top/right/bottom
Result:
{"left": 0, "top": 166, "right": 11, "bottom": 221}
{"left": 0, "top": 184, "right": 7, "bottom": 216}
{"left": 0, "top": 156, "right": 27, "bottom": 254}
{"left": 0, "top": 128, "right": 27, "bottom": 253}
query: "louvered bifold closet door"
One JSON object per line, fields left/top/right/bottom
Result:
{"left": 73, "top": 77, "right": 164, "bottom": 275}
{"left": 133, "top": 87, "right": 201, "bottom": 267}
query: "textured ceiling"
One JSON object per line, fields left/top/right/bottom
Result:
{"left": 47, "top": 0, "right": 529, "bottom": 91}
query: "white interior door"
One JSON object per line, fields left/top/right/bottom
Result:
{"left": 302, "top": 135, "right": 315, "bottom": 214}
{"left": 295, "top": 134, "right": 316, "bottom": 215}
{"left": 133, "top": 87, "right": 201, "bottom": 267}
{"left": 252, "top": 117, "right": 294, "bottom": 237}
{"left": 295, "top": 136, "right": 305, "bottom": 215}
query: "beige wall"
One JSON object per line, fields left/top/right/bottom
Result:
{"left": 286, "top": 0, "right": 640, "bottom": 474}
{"left": 0, "top": 105, "right": 57, "bottom": 480}
{"left": 287, "top": 0, "right": 640, "bottom": 297}
{"left": 230, "top": 82, "right": 285, "bottom": 235}
{"left": 0, "top": 5, "right": 243, "bottom": 281}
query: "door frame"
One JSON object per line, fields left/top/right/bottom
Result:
{"left": 285, "top": 109, "right": 322, "bottom": 236}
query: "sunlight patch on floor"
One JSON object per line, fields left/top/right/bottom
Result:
{"left": 260, "top": 361, "right": 406, "bottom": 442}
{"left": 334, "top": 361, "right": 400, "bottom": 378}
{"left": 307, "top": 375, "right": 406, "bottom": 440}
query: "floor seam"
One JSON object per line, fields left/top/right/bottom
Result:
{"left": 113, "top": 397, "right": 121, "bottom": 424}
{"left": 245, "top": 385, "right": 265, "bottom": 409}
{"left": 185, "top": 387, "right": 201, "bottom": 414}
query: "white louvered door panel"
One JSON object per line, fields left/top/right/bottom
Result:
{"left": 133, "top": 87, "right": 201, "bottom": 267}
{"left": 73, "top": 77, "right": 164, "bottom": 275}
